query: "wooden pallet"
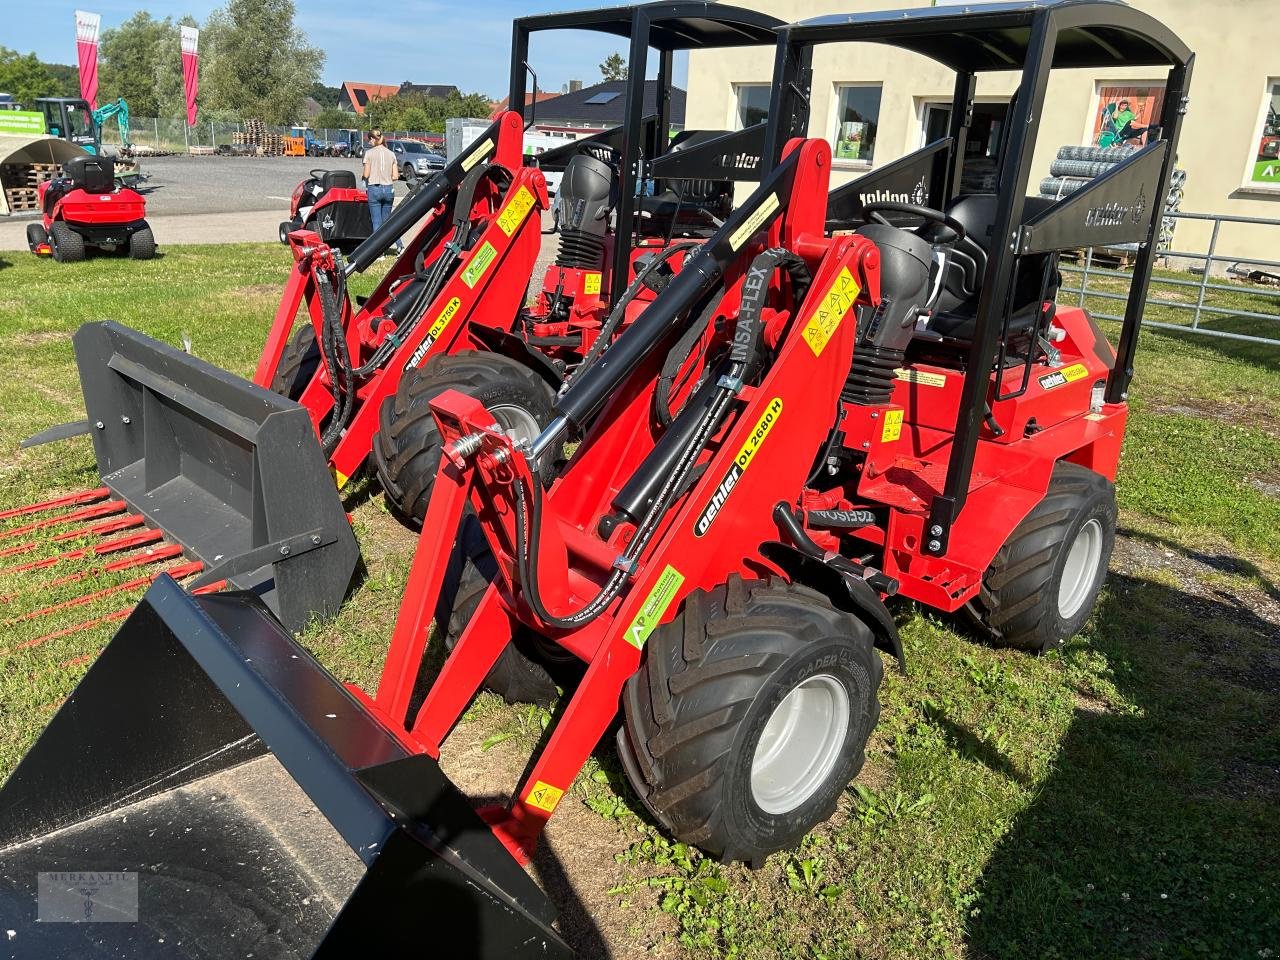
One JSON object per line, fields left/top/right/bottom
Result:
{"left": 5, "top": 187, "right": 40, "bottom": 212}
{"left": 1, "top": 162, "right": 58, "bottom": 189}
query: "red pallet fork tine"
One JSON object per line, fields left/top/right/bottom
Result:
{"left": 24, "top": 543, "right": 186, "bottom": 598}
{"left": 0, "top": 487, "right": 109, "bottom": 522}
{"left": 6, "top": 559, "right": 204, "bottom": 629}
{"left": 1, "top": 528, "right": 165, "bottom": 576}
{"left": 0, "top": 500, "right": 127, "bottom": 542}
{"left": 43, "top": 580, "right": 231, "bottom": 660}
{"left": 0, "top": 514, "right": 146, "bottom": 561}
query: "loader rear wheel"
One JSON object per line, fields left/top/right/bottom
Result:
{"left": 129, "top": 225, "right": 156, "bottom": 260}
{"left": 967, "top": 461, "right": 1116, "bottom": 654}
{"left": 270, "top": 324, "right": 321, "bottom": 401}
{"left": 618, "top": 576, "right": 883, "bottom": 865}
{"left": 49, "top": 222, "right": 85, "bottom": 263}
{"left": 374, "top": 351, "right": 557, "bottom": 528}
{"left": 26, "top": 223, "right": 48, "bottom": 253}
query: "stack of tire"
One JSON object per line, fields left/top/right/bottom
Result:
{"left": 1039, "top": 144, "right": 1186, "bottom": 250}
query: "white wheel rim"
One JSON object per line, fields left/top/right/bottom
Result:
{"left": 1057, "top": 518, "right": 1104, "bottom": 619}
{"left": 750, "top": 674, "right": 850, "bottom": 815}
{"left": 489, "top": 403, "right": 542, "bottom": 450}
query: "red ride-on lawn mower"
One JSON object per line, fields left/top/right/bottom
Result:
{"left": 27, "top": 154, "right": 154, "bottom": 262}
{"left": 0, "top": 3, "right": 1191, "bottom": 957}
{"left": 277, "top": 167, "right": 371, "bottom": 253}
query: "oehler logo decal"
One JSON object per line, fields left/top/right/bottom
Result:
{"left": 694, "top": 397, "right": 783, "bottom": 537}
{"left": 409, "top": 297, "right": 462, "bottom": 368}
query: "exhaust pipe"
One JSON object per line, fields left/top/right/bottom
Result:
{"left": 0, "top": 576, "right": 572, "bottom": 959}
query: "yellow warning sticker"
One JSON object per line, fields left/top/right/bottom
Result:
{"left": 894, "top": 368, "right": 947, "bottom": 388}
{"left": 881, "top": 409, "right": 904, "bottom": 443}
{"left": 582, "top": 272, "right": 602, "bottom": 296}
{"left": 623, "top": 564, "right": 686, "bottom": 650}
{"left": 1084, "top": 412, "right": 1107, "bottom": 422}
{"left": 728, "top": 192, "right": 780, "bottom": 252}
{"left": 461, "top": 241, "right": 498, "bottom": 288}
{"left": 1037, "top": 362, "right": 1091, "bottom": 391}
{"left": 497, "top": 185, "right": 536, "bottom": 237}
{"left": 461, "top": 137, "right": 494, "bottom": 172}
{"left": 802, "top": 266, "right": 860, "bottom": 357}
{"left": 526, "top": 780, "right": 564, "bottom": 814}
{"left": 332, "top": 468, "right": 349, "bottom": 490}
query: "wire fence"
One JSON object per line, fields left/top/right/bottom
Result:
{"left": 99, "top": 118, "right": 443, "bottom": 155}
{"left": 1061, "top": 212, "right": 1280, "bottom": 347}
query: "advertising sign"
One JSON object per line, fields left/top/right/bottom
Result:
{"left": 0, "top": 111, "right": 49, "bottom": 136}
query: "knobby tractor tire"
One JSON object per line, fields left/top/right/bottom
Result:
{"left": 49, "top": 222, "right": 85, "bottom": 263}
{"left": 129, "top": 225, "right": 156, "bottom": 260}
{"left": 618, "top": 576, "right": 883, "bottom": 866}
{"left": 445, "top": 557, "right": 567, "bottom": 707}
{"left": 374, "top": 351, "right": 557, "bottom": 528}
{"left": 25, "top": 223, "right": 47, "bottom": 253}
{"left": 967, "top": 461, "right": 1117, "bottom": 654}
{"left": 269, "top": 324, "right": 321, "bottom": 402}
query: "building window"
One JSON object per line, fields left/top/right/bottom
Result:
{"left": 833, "top": 84, "right": 882, "bottom": 164}
{"left": 1090, "top": 83, "right": 1165, "bottom": 148}
{"left": 734, "top": 84, "right": 770, "bottom": 129}
{"left": 1246, "top": 80, "right": 1280, "bottom": 189}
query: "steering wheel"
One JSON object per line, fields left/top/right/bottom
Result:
{"left": 309, "top": 168, "right": 330, "bottom": 180}
{"left": 860, "top": 201, "right": 966, "bottom": 246}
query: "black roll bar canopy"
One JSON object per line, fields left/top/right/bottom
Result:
{"left": 508, "top": 3, "right": 784, "bottom": 302}
{"left": 764, "top": 0, "right": 1193, "bottom": 557}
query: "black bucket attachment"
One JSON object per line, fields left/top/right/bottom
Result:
{"left": 0, "top": 576, "right": 572, "bottom": 959}
{"left": 68, "top": 321, "right": 359, "bottom": 633}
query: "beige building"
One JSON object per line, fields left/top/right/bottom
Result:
{"left": 686, "top": 0, "right": 1280, "bottom": 259}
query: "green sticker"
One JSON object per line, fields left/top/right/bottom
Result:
{"left": 623, "top": 565, "right": 685, "bottom": 649}
{"left": 461, "top": 241, "right": 498, "bottom": 288}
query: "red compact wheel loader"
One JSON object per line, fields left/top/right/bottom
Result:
{"left": 258, "top": 4, "right": 786, "bottom": 521}
{"left": 7, "top": 2, "right": 783, "bottom": 643}
{"left": 0, "top": 3, "right": 1191, "bottom": 957}
{"left": 26, "top": 154, "right": 154, "bottom": 262}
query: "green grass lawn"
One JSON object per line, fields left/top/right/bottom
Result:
{"left": 0, "top": 245, "right": 1277, "bottom": 959}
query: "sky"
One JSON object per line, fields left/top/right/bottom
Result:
{"left": 5, "top": 1, "right": 688, "bottom": 98}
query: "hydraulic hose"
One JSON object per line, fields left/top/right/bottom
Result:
{"left": 514, "top": 247, "right": 803, "bottom": 629}
{"left": 561, "top": 240, "right": 702, "bottom": 393}
{"left": 316, "top": 266, "right": 354, "bottom": 455}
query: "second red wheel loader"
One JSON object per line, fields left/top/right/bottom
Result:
{"left": 0, "top": 3, "right": 1190, "bottom": 956}
{"left": 6, "top": 2, "right": 785, "bottom": 643}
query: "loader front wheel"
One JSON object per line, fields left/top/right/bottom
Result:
{"left": 49, "top": 222, "right": 85, "bottom": 263}
{"left": 618, "top": 576, "right": 883, "bottom": 865}
{"left": 444, "top": 557, "right": 567, "bottom": 707}
{"left": 374, "top": 351, "right": 557, "bottom": 528}
{"left": 270, "top": 324, "right": 321, "bottom": 401}
{"left": 966, "top": 460, "right": 1116, "bottom": 654}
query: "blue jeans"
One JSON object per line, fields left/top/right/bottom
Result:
{"left": 366, "top": 184, "right": 398, "bottom": 248}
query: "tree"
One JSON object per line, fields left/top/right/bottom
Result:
{"left": 365, "top": 91, "right": 493, "bottom": 134}
{"left": 99, "top": 12, "right": 175, "bottom": 116}
{"left": 308, "top": 81, "right": 341, "bottom": 108}
{"left": 202, "top": 0, "right": 324, "bottom": 125}
{"left": 0, "top": 47, "right": 58, "bottom": 105}
{"left": 314, "top": 106, "right": 356, "bottom": 130}
{"left": 599, "top": 52, "right": 627, "bottom": 81}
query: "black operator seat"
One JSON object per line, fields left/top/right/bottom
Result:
{"left": 65, "top": 155, "right": 116, "bottom": 195}
{"left": 927, "top": 192, "right": 1061, "bottom": 340}
{"left": 320, "top": 169, "right": 358, "bottom": 192}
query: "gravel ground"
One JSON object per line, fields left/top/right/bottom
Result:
{"left": 130, "top": 154, "right": 411, "bottom": 216}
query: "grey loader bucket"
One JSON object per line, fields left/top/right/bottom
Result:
{"left": 0, "top": 576, "right": 573, "bottom": 959}
{"left": 72, "top": 321, "right": 359, "bottom": 633}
